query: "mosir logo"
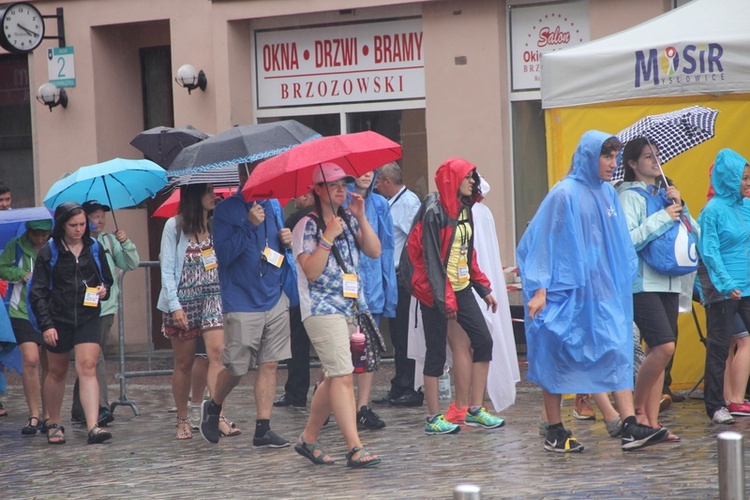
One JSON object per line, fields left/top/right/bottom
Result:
{"left": 634, "top": 43, "right": 724, "bottom": 88}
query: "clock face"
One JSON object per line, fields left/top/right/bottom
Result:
{"left": 1, "top": 3, "right": 45, "bottom": 53}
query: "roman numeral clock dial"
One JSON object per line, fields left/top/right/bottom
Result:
{"left": 1, "top": 2, "right": 45, "bottom": 53}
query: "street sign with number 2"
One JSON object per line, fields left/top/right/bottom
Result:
{"left": 48, "top": 46, "right": 76, "bottom": 88}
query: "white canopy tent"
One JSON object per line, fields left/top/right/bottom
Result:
{"left": 541, "top": 0, "right": 750, "bottom": 109}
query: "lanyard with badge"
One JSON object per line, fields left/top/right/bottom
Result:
{"left": 256, "top": 203, "right": 284, "bottom": 276}
{"left": 198, "top": 233, "right": 218, "bottom": 271}
{"left": 314, "top": 213, "right": 359, "bottom": 299}
{"left": 456, "top": 209, "right": 470, "bottom": 283}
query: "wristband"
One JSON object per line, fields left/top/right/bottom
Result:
{"left": 320, "top": 235, "right": 334, "bottom": 246}
{"left": 318, "top": 240, "right": 332, "bottom": 251}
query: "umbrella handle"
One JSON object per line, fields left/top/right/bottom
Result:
{"left": 102, "top": 179, "right": 120, "bottom": 232}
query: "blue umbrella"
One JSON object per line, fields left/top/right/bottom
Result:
{"left": 0, "top": 207, "right": 53, "bottom": 250}
{"left": 43, "top": 158, "right": 167, "bottom": 230}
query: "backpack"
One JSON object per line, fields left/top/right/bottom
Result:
{"left": 26, "top": 237, "right": 104, "bottom": 332}
{"left": 629, "top": 186, "right": 698, "bottom": 277}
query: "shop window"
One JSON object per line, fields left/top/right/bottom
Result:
{"left": 0, "top": 54, "right": 33, "bottom": 207}
{"left": 511, "top": 100, "right": 548, "bottom": 245}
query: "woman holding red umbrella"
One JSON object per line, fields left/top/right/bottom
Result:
{"left": 291, "top": 163, "right": 382, "bottom": 467}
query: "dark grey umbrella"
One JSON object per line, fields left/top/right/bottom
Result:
{"left": 166, "top": 120, "right": 321, "bottom": 177}
{"left": 130, "top": 125, "right": 211, "bottom": 168}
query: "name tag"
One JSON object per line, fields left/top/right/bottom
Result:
{"left": 263, "top": 246, "right": 285, "bottom": 268}
{"left": 457, "top": 258, "right": 470, "bottom": 283}
{"left": 83, "top": 287, "right": 100, "bottom": 307}
{"left": 201, "top": 247, "right": 218, "bottom": 271}
{"left": 343, "top": 273, "right": 359, "bottom": 298}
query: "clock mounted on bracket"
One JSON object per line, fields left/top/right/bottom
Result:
{"left": 0, "top": 2, "right": 45, "bottom": 53}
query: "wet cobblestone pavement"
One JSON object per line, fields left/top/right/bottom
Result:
{"left": 0, "top": 359, "right": 747, "bottom": 499}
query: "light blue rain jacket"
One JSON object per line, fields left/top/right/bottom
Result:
{"left": 517, "top": 131, "right": 638, "bottom": 394}
{"left": 347, "top": 171, "right": 397, "bottom": 317}
{"left": 697, "top": 149, "right": 750, "bottom": 298}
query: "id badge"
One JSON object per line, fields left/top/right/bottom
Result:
{"left": 262, "top": 246, "right": 285, "bottom": 268}
{"left": 201, "top": 247, "right": 218, "bottom": 271}
{"left": 343, "top": 273, "right": 359, "bottom": 298}
{"left": 83, "top": 287, "right": 100, "bottom": 307}
{"left": 457, "top": 258, "right": 470, "bottom": 283}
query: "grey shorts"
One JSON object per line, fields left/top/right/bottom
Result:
{"left": 732, "top": 314, "right": 749, "bottom": 340}
{"left": 222, "top": 294, "right": 291, "bottom": 377}
{"left": 303, "top": 314, "right": 356, "bottom": 378}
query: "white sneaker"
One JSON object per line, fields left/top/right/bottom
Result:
{"left": 712, "top": 407, "right": 736, "bottom": 424}
{"left": 188, "top": 401, "right": 202, "bottom": 431}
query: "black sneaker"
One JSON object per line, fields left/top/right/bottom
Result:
{"left": 273, "top": 394, "right": 306, "bottom": 408}
{"left": 392, "top": 391, "right": 424, "bottom": 407}
{"left": 621, "top": 422, "right": 669, "bottom": 451}
{"left": 98, "top": 408, "right": 115, "bottom": 427}
{"left": 357, "top": 406, "right": 386, "bottom": 430}
{"left": 70, "top": 412, "right": 85, "bottom": 425}
{"left": 199, "top": 400, "right": 221, "bottom": 444}
{"left": 373, "top": 391, "right": 399, "bottom": 404}
{"left": 253, "top": 430, "right": 290, "bottom": 448}
{"left": 544, "top": 427, "right": 583, "bottom": 453}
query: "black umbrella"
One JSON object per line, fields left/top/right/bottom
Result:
{"left": 166, "top": 120, "right": 321, "bottom": 177}
{"left": 130, "top": 125, "right": 210, "bottom": 168}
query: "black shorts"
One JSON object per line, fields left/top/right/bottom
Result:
{"left": 633, "top": 292, "right": 678, "bottom": 348}
{"left": 11, "top": 317, "right": 42, "bottom": 346}
{"left": 45, "top": 317, "right": 101, "bottom": 354}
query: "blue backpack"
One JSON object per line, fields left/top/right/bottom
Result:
{"left": 26, "top": 238, "right": 104, "bottom": 332}
{"left": 629, "top": 186, "right": 698, "bottom": 277}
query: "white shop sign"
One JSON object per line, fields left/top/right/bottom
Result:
{"left": 509, "top": 1, "right": 589, "bottom": 91}
{"left": 255, "top": 18, "right": 424, "bottom": 108}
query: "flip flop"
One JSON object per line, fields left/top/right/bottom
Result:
{"left": 294, "top": 434, "right": 335, "bottom": 465}
{"left": 0, "top": 402, "right": 8, "bottom": 417}
{"left": 660, "top": 431, "right": 681, "bottom": 443}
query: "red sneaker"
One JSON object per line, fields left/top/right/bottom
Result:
{"left": 444, "top": 402, "right": 468, "bottom": 424}
{"left": 727, "top": 401, "right": 750, "bottom": 416}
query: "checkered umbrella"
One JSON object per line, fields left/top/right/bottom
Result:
{"left": 611, "top": 105, "right": 719, "bottom": 182}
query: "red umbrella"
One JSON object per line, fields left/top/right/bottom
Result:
{"left": 152, "top": 187, "right": 235, "bottom": 218}
{"left": 242, "top": 131, "right": 402, "bottom": 201}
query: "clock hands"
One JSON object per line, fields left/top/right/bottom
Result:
{"left": 16, "top": 23, "right": 39, "bottom": 37}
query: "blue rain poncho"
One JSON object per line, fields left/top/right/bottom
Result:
{"left": 697, "top": 149, "right": 750, "bottom": 298}
{"left": 517, "top": 131, "right": 638, "bottom": 394}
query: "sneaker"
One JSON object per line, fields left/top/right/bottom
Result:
{"left": 621, "top": 421, "right": 669, "bottom": 450}
{"left": 253, "top": 430, "right": 290, "bottom": 448}
{"left": 424, "top": 414, "right": 460, "bottom": 435}
{"left": 573, "top": 394, "right": 596, "bottom": 420}
{"left": 605, "top": 416, "right": 622, "bottom": 438}
{"left": 188, "top": 401, "right": 201, "bottom": 431}
{"left": 357, "top": 406, "right": 386, "bottom": 430}
{"left": 97, "top": 408, "right": 115, "bottom": 427}
{"left": 544, "top": 427, "right": 583, "bottom": 453}
{"left": 70, "top": 412, "right": 85, "bottom": 425}
{"left": 465, "top": 406, "right": 505, "bottom": 429}
{"left": 199, "top": 400, "right": 221, "bottom": 444}
{"left": 713, "top": 407, "right": 737, "bottom": 424}
{"left": 726, "top": 401, "right": 750, "bottom": 416}
{"left": 445, "top": 402, "right": 468, "bottom": 424}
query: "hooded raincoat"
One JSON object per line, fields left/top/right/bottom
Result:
{"left": 697, "top": 149, "right": 750, "bottom": 297}
{"left": 347, "top": 172, "right": 397, "bottom": 318}
{"left": 517, "top": 130, "right": 638, "bottom": 394}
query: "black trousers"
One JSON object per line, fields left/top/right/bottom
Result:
{"left": 387, "top": 281, "right": 417, "bottom": 396}
{"left": 283, "top": 305, "right": 311, "bottom": 403}
{"left": 704, "top": 298, "right": 750, "bottom": 417}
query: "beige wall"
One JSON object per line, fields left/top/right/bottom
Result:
{"left": 10, "top": 0, "right": 670, "bottom": 349}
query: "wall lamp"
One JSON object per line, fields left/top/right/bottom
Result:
{"left": 36, "top": 83, "right": 68, "bottom": 111}
{"left": 175, "top": 64, "right": 207, "bottom": 94}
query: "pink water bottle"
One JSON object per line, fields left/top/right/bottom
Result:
{"left": 351, "top": 329, "right": 366, "bottom": 374}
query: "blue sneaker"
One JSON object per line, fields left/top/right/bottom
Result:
{"left": 424, "top": 414, "right": 460, "bottom": 435}
{"left": 465, "top": 406, "right": 505, "bottom": 429}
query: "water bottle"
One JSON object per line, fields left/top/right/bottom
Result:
{"left": 351, "top": 329, "right": 366, "bottom": 374}
{"left": 438, "top": 363, "right": 452, "bottom": 401}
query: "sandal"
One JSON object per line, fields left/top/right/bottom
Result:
{"left": 87, "top": 424, "right": 112, "bottom": 445}
{"left": 0, "top": 402, "right": 7, "bottom": 417}
{"left": 22, "top": 416, "right": 40, "bottom": 436}
{"left": 47, "top": 424, "right": 66, "bottom": 445}
{"left": 219, "top": 416, "right": 241, "bottom": 437}
{"left": 176, "top": 416, "right": 193, "bottom": 440}
{"left": 294, "top": 434, "right": 335, "bottom": 465}
{"left": 38, "top": 418, "right": 50, "bottom": 434}
{"left": 346, "top": 445, "right": 381, "bottom": 468}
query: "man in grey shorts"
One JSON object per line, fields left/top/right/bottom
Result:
{"left": 199, "top": 165, "right": 297, "bottom": 446}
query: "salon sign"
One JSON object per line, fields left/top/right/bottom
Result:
{"left": 509, "top": 1, "right": 589, "bottom": 91}
{"left": 254, "top": 18, "right": 424, "bottom": 108}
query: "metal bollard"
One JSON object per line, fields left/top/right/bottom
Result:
{"left": 718, "top": 431, "right": 745, "bottom": 500}
{"left": 454, "top": 484, "right": 481, "bottom": 500}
